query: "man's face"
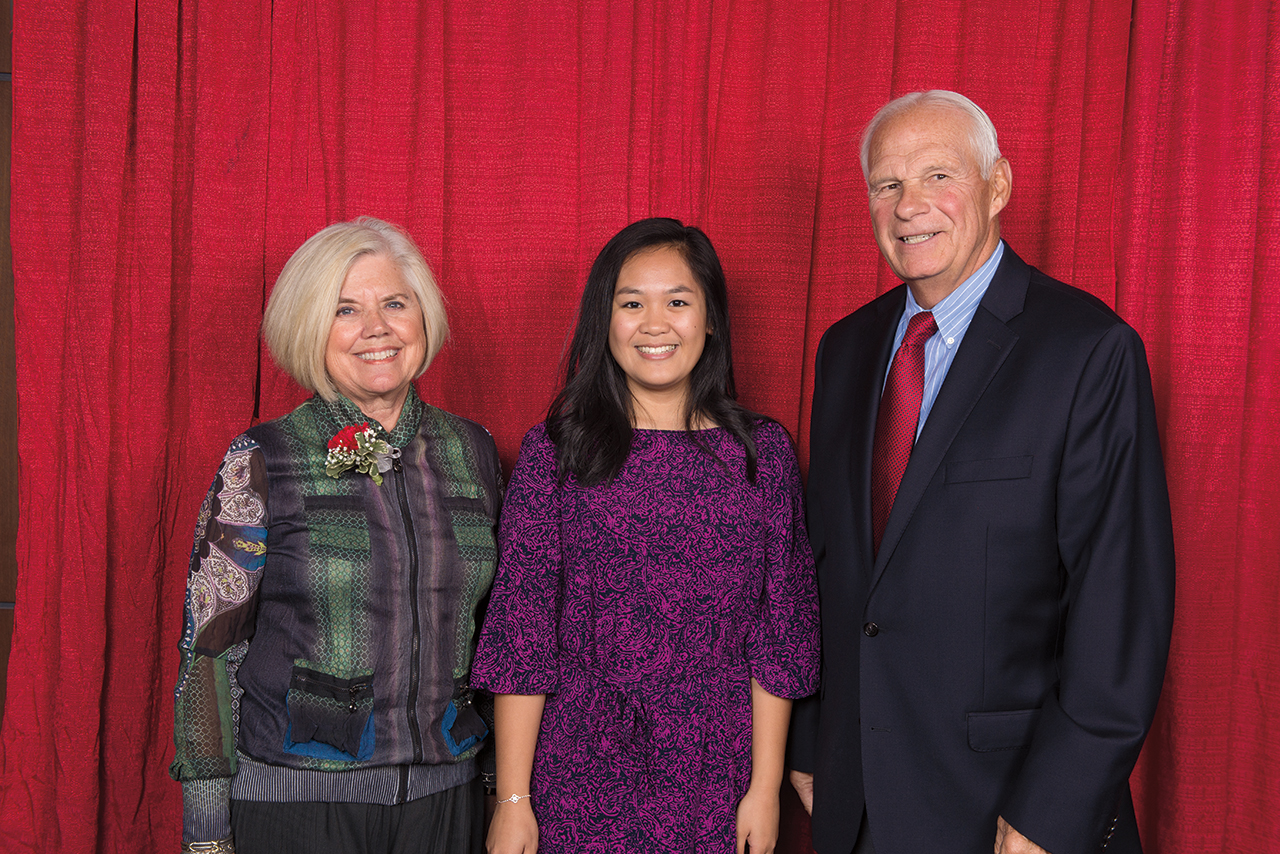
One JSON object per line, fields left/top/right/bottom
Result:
{"left": 866, "top": 104, "right": 1011, "bottom": 305}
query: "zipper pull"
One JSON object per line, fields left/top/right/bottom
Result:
{"left": 348, "top": 681, "right": 369, "bottom": 713}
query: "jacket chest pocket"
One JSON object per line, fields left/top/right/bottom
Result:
{"left": 945, "top": 455, "right": 1033, "bottom": 484}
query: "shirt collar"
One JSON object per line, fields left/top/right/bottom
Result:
{"left": 902, "top": 241, "right": 1004, "bottom": 347}
{"left": 315, "top": 385, "right": 424, "bottom": 449}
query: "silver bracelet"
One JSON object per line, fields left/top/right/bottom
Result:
{"left": 495, "top": 793, "right": 532, "bottom": 805}
{"left": 182, "top": 837, "right": 235, "bottom": 853}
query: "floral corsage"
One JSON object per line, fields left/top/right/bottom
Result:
{"left": 326, "top": 423, "right": 396, "bottom": 485}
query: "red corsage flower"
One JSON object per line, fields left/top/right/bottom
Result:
{"left": 328, "top": 423, "right": 365, "bottom": 453}
{"left": 325, "top": 423, "right": 394, "bottom": 485}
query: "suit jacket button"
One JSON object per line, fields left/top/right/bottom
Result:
{"left": 863, "top": 622, "right": 879, "bottom": 637}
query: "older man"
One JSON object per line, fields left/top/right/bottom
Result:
{"left": 788, "top": 91, "right": 1175, "bottom": 854}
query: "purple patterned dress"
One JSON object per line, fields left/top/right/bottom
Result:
{"left": 471, "top": 421, "right": 820, "bottom": 853}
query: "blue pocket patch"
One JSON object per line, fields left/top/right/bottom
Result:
{"left": 441, "top": 697, "right": 488, "bottom": 756}
{"left": 282, "top": 664, "right": 376, "bottom": 761}
{"left": 285, "top": 711, "right": 376, "bottom": 761}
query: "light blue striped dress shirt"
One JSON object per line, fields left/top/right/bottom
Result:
{"left": 885, "top": 241, "right": 1005, "bottom": 439}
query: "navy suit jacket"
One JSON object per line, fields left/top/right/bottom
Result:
{"left": 791, "top": 245, "right": 1175, "bottom": 854}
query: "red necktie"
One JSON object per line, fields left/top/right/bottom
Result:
{"left": 871, "top": 311, "right": 937, "bottom": 553}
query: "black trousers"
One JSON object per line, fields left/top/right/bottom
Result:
{"left": 230, "top": 778, "right": 483, "bottom": 854}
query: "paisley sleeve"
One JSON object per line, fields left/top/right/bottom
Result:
{"left": 746, "top": 422, "right": 821, "bottom": 698}
{"left": 470, "top": 425, "right": 563, "bottom": 694}
{"left": 169, "top": 435, "right": 268, "bottom": 842}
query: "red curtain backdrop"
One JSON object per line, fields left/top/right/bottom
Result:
{"left": 1119, "top": 1, "right": 1280, "bottom": 851}
{"left": 1, "top": 1, "right": 1275, "bottom": 851}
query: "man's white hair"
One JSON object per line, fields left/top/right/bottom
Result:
{"left": 860, "top": 90, "right": 1002, "bottom": 184}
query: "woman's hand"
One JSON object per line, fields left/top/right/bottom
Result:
{"left": 487, "top": 694, "right": 546, "bottom": 854}
{"left": 486, "top": 799, "right": 538, "bottom": 854}
{"left": 736, "top": 678, "right": 790, "bottom": 853}
{"left": 735, "top": 784, "right": 780, "bottom": 854}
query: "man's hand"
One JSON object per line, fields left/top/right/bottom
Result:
{"left": 788, "top": 770, "right": 814, "bottom": 815}
{"left": 994, "top": 816, "right": 1050, "bottom": 854}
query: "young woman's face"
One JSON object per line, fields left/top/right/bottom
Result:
{"left": 607, "top": 245, "right": 710, "bottom": 425}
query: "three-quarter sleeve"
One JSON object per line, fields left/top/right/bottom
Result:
{"left": 745, "top": 422, "right": 821, "bottom": 698}
{"left": 169, "top": 436, "right": 268, "bottom": 842}
{"left": 471, "top": 425, "right": 563, "bottom": 694}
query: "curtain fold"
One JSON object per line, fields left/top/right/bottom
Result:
{"left": 1, "top": 1, "right": 1274, "bottom": 852}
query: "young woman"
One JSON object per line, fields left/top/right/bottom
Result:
{"left": 471, "top": 218, "right": 819, "bottom": 854}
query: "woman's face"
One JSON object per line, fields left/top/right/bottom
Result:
{"left": 607, "top": 245, "right": 709, "bottom": 425}
{"left": 325, "top": 253, "right": 426, "bottom": 417}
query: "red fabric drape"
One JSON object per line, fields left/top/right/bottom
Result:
{"left": 1119, "top": 1, "right": 1280, "bottom": 850}
{"left": 1, "top": 1, "right": 1275, "bottom": 852}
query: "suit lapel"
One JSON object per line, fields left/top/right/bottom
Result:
{"left": 849, "top": 293, "right": 907, "bottom": 561}
{"left": 870, "top": 247, "right": 1031, "bottom": 588}
{"left": 811, "top": 288, "right": 903, "bottom": 588}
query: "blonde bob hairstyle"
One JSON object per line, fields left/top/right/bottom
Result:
{"left": 262, "top": 217, "right": 449, "bottom": 401}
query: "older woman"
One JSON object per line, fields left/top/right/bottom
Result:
{"left": 170, "top": 217, "right": 501, "bottom": 854}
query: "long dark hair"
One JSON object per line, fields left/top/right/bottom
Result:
{"left": 546, "top": 217, "right": 762, "bottom": 486}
